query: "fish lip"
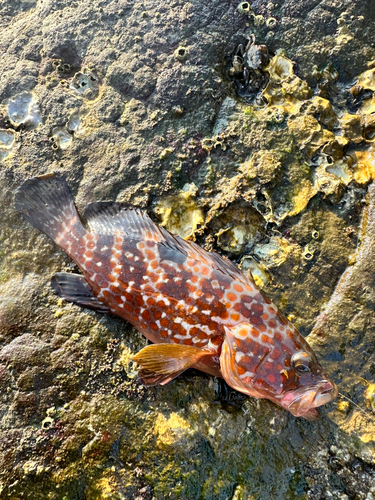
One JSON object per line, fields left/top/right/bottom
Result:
{"left": 283, "top": 380, "right": 338, "bottom": 418}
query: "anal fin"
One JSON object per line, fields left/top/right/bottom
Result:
{"left": 132, "top": 343, "right": 210, "bottom": 385}
{"left": 51, "top": 272, "right": 110, "bottom": 313}
{"left": 137, "top": 368, "right": 185, "bottom": 387}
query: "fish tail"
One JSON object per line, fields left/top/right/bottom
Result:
{"left": 15, "top": 173, "right": 86, "bottom": 255}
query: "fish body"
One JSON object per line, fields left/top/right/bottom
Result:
{"left": 15, "top": 174, "right": 338, "bottom": 419}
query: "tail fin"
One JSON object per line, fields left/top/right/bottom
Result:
{"left": 15, "top": 173, "right": 86, "bottom": 254}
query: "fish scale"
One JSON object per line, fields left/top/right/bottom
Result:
{"left": 15, "top": 173, "right": 338, "bottom": 419}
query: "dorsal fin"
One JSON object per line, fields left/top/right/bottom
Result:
{"left": 83, "top": 202, "right": 166, "bottom": 241}
{"left": 83, "top": 203, "right": 254, "bottom": 286}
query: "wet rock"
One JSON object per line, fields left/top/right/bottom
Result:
{"left": 1, "top": 0, "right": 375, "bottom": 498}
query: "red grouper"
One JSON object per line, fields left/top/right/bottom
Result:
{"left": 15, "top": 173, "right": 338, "bottom": 420}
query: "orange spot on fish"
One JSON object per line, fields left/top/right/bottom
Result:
{"left": 270, "top": 348, "right": 281, "bottom": 360}
{"left": 160, "top": 318, "right": 169, "bottom": 327}
{"left": 160, "top": 330, "right": 169, "bottom": 338}
{"left": 237, "top": 365, "right": 246, "bottom": 375}
{"left": 268, "top": 319, "right": 277, "bottom": 329}
{"left": 231, "top": 313, "right": 240, "bottom": 322}
{"left": 227, "top": 292, "right": 237, "bottom": 302}
{"left": 142, "top": 310, "right": 151, "bottom": 321}
{"left": 145, "top": 249, "right": 155, "bottom": 260}
{"left": 233, "top": 283, "right": 243, "bottom": 293}
{"left": 154, "top": 311, "right": 162, "bottom": 320}
{"left": 147, "top": 297, "right": 156, "bottom": 306}
{"left": 150, "top": 322, "right": 158, "bottom": 331}
{"left": 85, "top": 250, "right": 93, "bottom": 258}
{"left": 267, "top": 373, "right": 276, "bottom": 384}
{"left": 201, "top": 267, "right": 209, "bottom": 276}
{"left": 261, "top": 334, "right": 274, "bottom": 345}
{"left": 191, "top": 275, "right": 198, "bottom": 283}
{"left": 151, "top": 260, "right": 158, "bottom": 269}
{"left": 183, "top": 338, "right": 193, "bottom": 346}
{"left": 274, "top": 331, "right": 282, "bottom": 342}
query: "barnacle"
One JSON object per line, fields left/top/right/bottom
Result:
{"left": 253, "top": 236, "right": 301, "bottom": 268}
{"left": 70, "top": 69, "right": 99, "bottom": 99}
{"left": 51, "top": 127, "right": 73, "bottom": 150}
{"left": 266, "top": 17, "right": 277, "bottom": 28}
{"left": 155, "top": 184, "right": 204, "bottom": 240}
{"left": 302, "top": 246, "right": 314, "bottom": 261}
{"left": 0, "top": 129, "right": 16, "bottom": 162}
{"left": 253, "top": 15, "right": 265, "bottom": 26}
{"left": 174, "top": 47, "right": 188, "bottom": 61}
{"left": 240, "top": 255, "right": 271, "bottom": 287}
{"left": 216, "top": 225, "right": 256, "bottom": 255}
{"left": 237, "top": 2, "right": 251, "bottom": 15}
{"left": 262, "top": 55, "right": 312, "bottom": 113}
{"left": 7, "top": 92, "right": 41, "bottom": 129}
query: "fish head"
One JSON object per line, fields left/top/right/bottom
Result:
{"left": 221, "top": 323, "right": 337, "bottom": 419}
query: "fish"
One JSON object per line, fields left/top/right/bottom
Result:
{"left": 15, "top": 173, "right": 338, "bottom": 420}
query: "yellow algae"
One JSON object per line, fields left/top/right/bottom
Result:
{"left": 155, "top": 184, "right": 204, "bottom": 240}
{"left": 288, "top": 179, "right": 317, "bottom": 218}
{"left": 288, "top": 114, "right": 335, "bottom": 159}
{"left": 360, "top": 378, "right": 375, "bottom": 412}
{"left": 361, "top": 97, "right": 375, "bottom": 115}
{"left": 262, "top": 55, "right": 312, "bottom": 113}
{"left": 307, "top": 96, "right": 338, "bottom": 129}
{"left": 352, "top": 148, "right": 375, "bottom": 184}
{"left": 340, "top": 113, "right": 363, "bottom": 144}
{"left": 154, "top": 412, "right": 190, "bottom": 449}
{"left": 356, "top": 67, "right": 375, "bottom": 91}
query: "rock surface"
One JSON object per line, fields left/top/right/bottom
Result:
{"left": 1, "top": 0, "right": 375, "bottom": 498}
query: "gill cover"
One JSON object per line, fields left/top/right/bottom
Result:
{"left": 220, "top": 324, "right": 265, "bottom": 399}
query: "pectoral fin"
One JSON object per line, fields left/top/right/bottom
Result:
{"left": 132, "top": 344, "right": 209, "bottom": 384}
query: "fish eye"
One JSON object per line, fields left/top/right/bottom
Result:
{"left": 291, "top": 352, "right": 311, "bottom": 374}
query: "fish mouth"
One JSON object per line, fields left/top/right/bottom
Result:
{"left": 282, "top": 380, "right": 338, "bottom": 420}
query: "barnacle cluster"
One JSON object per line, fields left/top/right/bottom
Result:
{"left": 221, "top": 45, "right": 375, "bottom": 269}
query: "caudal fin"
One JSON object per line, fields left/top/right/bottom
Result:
{"left": 15, "top": 173, "right": 86, "bottom": 254}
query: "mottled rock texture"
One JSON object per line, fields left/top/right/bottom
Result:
{"left": 1, "top": 0, "right": 375, "bottom": 498}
